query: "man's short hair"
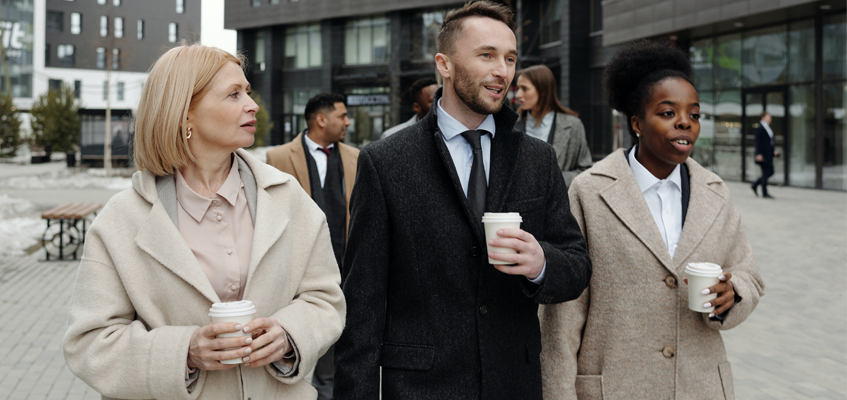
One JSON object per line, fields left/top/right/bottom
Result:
{"left": 437, "top": 1, "right": 515, "bottom": 56}
{"left": 305, "top": 93, "right": 347, "bottom": 125}
{"left": 409, "top": 77, "right": 438, "bottom": 104}
{"left": 760, "top": 111, "right": 770, "bottom": 119}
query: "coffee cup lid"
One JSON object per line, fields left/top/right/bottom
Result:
{"left": 482, "top": 212, "right": 522, "bottom": 222}
{"left": 208, "top": 300, "right": 256, "bottom": 317}
{"left": 685, "top": 262, "right": 723, "bottom": 277}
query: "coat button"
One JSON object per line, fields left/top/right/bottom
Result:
{"left": 664, "top": 276, "right": 677, "bottom": 288}
{"left": 662, "top": 346, "right": 675, "bottom": 358}
{"left": 479, "top": 305, "right": 488, "bottom": 315}
{"left": 469, "top": 246, "right": 479, "bottom": 257}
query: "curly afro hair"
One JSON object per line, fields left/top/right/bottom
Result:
{"left": 604, "top": 39, "right": 693, "bottom": 139}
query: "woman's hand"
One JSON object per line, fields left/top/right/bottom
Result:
{"left": 242, "top": 318, "right": 291, "bottom": 368}
{"left": 187, "top": 322, "right": 252, "bottom": 370}
{"left": 685, "top": 272, "right": 736, "bottom": 318}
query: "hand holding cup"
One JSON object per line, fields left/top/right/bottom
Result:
{"left": 486, "top": 227, "right": 545, "bottom": 280}
{"left": 187, "top": 322, "right": 251, "bottom": 371}
{"left": 241, "top": 317, "right": 292, "bottom": 368}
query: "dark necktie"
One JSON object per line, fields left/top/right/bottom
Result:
{"left": 460, "top": 130, "right": 487, "bottom": 225}
{"left": 318, "top": 147, "right": 332, "bottom": 156}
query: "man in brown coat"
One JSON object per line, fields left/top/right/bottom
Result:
{"left": 266, "top": 93, "right": 359, "bottom": 400}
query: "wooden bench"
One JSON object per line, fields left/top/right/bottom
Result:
{"left": 41, "top": 202, "right": 102, "bottom": 261}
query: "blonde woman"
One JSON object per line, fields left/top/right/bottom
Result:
{"left": 63, "top": 44, "right": 345, "bottom": 399}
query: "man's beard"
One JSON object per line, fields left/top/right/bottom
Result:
{"left": 452, "top": 63, "right": 507, "bottom": 116}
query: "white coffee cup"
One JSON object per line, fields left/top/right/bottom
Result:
{"left": 208, "top": 300, "right": 257, "bottom": 364}
{"left": 482, "top": 212, "right": 522, "bottom": 265}
{"left": 685, "top": 263, "right": 723, "bottom": 313}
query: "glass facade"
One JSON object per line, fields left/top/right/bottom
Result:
{"left": 345, "top": 87, "right": 390, "bottom": 148}
{"left": 689, "top": 15, "right": 847, "bottom": 190}
{"left": 344, "top": 16, "right": 389, "bottom": 65}
{"left": 284, "top": 24, "right": 321, "bottom": 69}
{"left": 540, "top": 0, "right": 561, "bottom": 45}
{"left": 411, "top": 11, "right": 444, "bottom": 61}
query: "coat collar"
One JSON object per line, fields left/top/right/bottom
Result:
{"left": 422, "top": 87, "right": 521, "bottom": 241}
{"left": 132, "top": 149, "right": 292, "bottom": 303}
{"left": 591, "top": 149, "right": 726, "bottom": 274}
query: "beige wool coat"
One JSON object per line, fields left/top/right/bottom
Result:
{"left": 63, "top": 149, "right": 346, "bottom": 400}
{"left": 539, "top": 149, "right": 765, "bottom": 400}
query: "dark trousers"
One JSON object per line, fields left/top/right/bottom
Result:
{"left": 753, "top": 162, "right": 774, "bottom": 196}
{"left": 312, "top": 344, "right": 334, "bottom": 400}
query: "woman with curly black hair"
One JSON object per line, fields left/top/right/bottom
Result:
{"left": 538, "top": 40, "right": 765, "bottom": 400}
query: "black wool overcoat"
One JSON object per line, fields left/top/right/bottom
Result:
{"left": 334, "top": 90, "right": 592, "bottom": 400}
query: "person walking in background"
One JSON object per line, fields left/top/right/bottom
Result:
{"left": 266, "top": 93, "right": 358, "bottom": 400}
{"left": 515, "top": 65, "right": 593, "bottom": 187}
{"left": 63, "top": 44, "right": 345, "bottom": 399}
{"left": 380, "top": 77, "right": 439, "bottom": 139}
{"left": 751, "top": 111, "right": 778, "bottom": 199}
{"left": 539, "top": 40, "right": 764, "bottom": 400}
{"left": 334, "top": 2, "right": 591, "bottom": 399}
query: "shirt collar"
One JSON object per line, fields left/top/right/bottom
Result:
{"left": 436, "top": 98, "right": 496, "bottom": 141}
{"left": 628, "top": 145, "right": 682, "bottom": 193}
{"left": 304, "top": 129, "right": 336, "bottom": 152}
{"left": 175, "top": 159, "right": 242, "bottom": 222}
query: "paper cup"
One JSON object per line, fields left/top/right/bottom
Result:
{"left": 208, "top": 300, "right": 256, "bottom": 364}
{"left": 482, "top": 212, "right": 522, "bottom": 265}
{"left": 685, "top": 263, "right": 722, "bottom": 313}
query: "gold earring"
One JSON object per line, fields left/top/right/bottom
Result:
{"left": 186, "top": 127, "right": 192, "bottom": 139}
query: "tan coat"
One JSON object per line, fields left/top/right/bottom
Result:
{"left": 265, "top": 132, "right": 359, "bottom": 235}
{"left": 539, "top": 149, "right": 765, "bottom": 400}
{"left": 63, "top": 149, "right": 346, "bottom": 400}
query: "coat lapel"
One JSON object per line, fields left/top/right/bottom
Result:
{"left": 596, "top": 151, "right": 675, "bottom": 273}
{"left": 432, "top": 126, "right": 484, "bottom": 240}
{"left": 672, "top": 160, "right": 727, "bottom": 269}
{"left": 289, "top": 133, "right": 311, "bottom": 197}
{"left": 246, "top": 188, "right": 290, "bottom": 285}
{"left": 135, "top": 200, "right": 221, "bottom": 304}
{"left": 486, "top": 120, "right": 521, "bottom": 214}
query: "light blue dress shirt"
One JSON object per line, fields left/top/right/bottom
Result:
{"left": 436, "top": 98, "right": 546, "bottom": 284}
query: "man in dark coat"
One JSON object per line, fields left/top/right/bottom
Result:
{"left": 751, "top": 111, "right": 778, "bottom": 199}
{"left": 333, "top": 2, "right": 591, "bottom": 400}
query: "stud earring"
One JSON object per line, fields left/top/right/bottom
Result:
{"left": 185, "top": 127, "right": 192, "bottom": 139}
{"left": 636, "top": 132, "right": 641, "bottom": 138}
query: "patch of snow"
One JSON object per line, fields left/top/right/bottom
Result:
{"left": 0, "top": 169, "right": 132, "bottom": 190}
{"left": 0, "top": 194, "right": 37, "bottom": 219}
{"left": 0, "top": 195, "right": 42, "bottom": 256}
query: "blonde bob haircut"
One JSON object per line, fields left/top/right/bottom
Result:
{"left": 134, "top": 43, "right": 245, "bottom": 176}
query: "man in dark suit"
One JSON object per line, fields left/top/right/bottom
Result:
{"left": 265, "top": 93, "right": 358, "bottom": 400}
{"left": 334, "top": 2, "right": 591, "bottom": 400}
{"left": 751, "top": 111, "right": 778, "bottom": 199}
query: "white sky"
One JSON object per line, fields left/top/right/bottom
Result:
{"left": 200, "top": 0, "right": 238, "bottom": 55}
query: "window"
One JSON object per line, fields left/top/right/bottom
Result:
{"left": 112, "top": 48, "right": 120, "bottom": 70}
{"left": 74, "top": 80, "right": 81, "bottom": 99}
{"left": 176, "top": 0, "right": 184, "bottom": 13}
{"left": 590, "top": 0, "right": 602, "bottom": 33}
{"left": 255, "top": 31, "right": 266, "bottom": 71}
{"left": 114, "top": 17, "right": 123, "bottom": 38}
{"left": 45, "top": 43, "right": 50, "bottom": 66}
{"left": 100, "top": 16, "right": 108, "bottom": 37}
{"left": 284, "top": 24, "right": 321, "bottom": 68}
{"left": 57, "top": 44, "right": 75, "bottom": 67}
{"left": 47, "top": 11, "right": 63, "bottom": 33}
{"left": 103, "top": 81, "right": 108, "bottom": 100}
{"left": 540, "top": 0, "right": 562, "bottom": 45}
{"left": 344, "top": 16, "right": 390, "bottom": 65}
{"left": 412, "top": 11, "right": 444, "bottom": 61}
{"left": 113, "top": 0, "right": 121, "bottom": 5}
{"left": 137, "top": 19, "right": 144, "bottom": 40}
{"left": 271, "top": 0, "right": 280, "bottom": 3}
{"left": 117, "top": 82, "right": 124, "bottom": 101}
{"left": 49, "top": 79, "right": 62, "bottom": 91}
{"left": 168, "top": 23, "right": 178, "bottom": 43}
{"left": 252, "top": 0, "right": 261, "bottom": 7}
{"left": 97, "top": 0, "right": 106, "bottom": 4}
{"left": 96, "top": 47, "right": 106, "bottom": 69}
{"left": 71, "top": 13, "right": 81, "bottom": 35}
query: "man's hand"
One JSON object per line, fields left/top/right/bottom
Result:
{"left": 486, "top": 228, "right": 545, "bottom": 280}
{"left": 755, "top": 154, "right": 763, "bottom": 163}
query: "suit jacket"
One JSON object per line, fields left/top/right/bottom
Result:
{"left": 517, "top": 112, "right": 593, "bottom": 187}
{"left": 334, "top": 90, "right": 592, "bottom": 400}
{"left": 63, "top": 149, "right": 346, "bottom": 400}
{"left": 539, "top": 149, "right": 765, "bottom": 400}
{"left": 266, "top": 132, "right": 360, "bottom": 235}
{"left": 753, "top": 125, "right": 774, "bottom": 166}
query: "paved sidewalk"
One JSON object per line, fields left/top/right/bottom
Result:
{"left": 0, "top": 181, "right": 844, "bottom": 399}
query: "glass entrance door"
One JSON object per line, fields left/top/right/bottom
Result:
{"left": 743, "top": 89, "right": 787, "bottom": 184}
